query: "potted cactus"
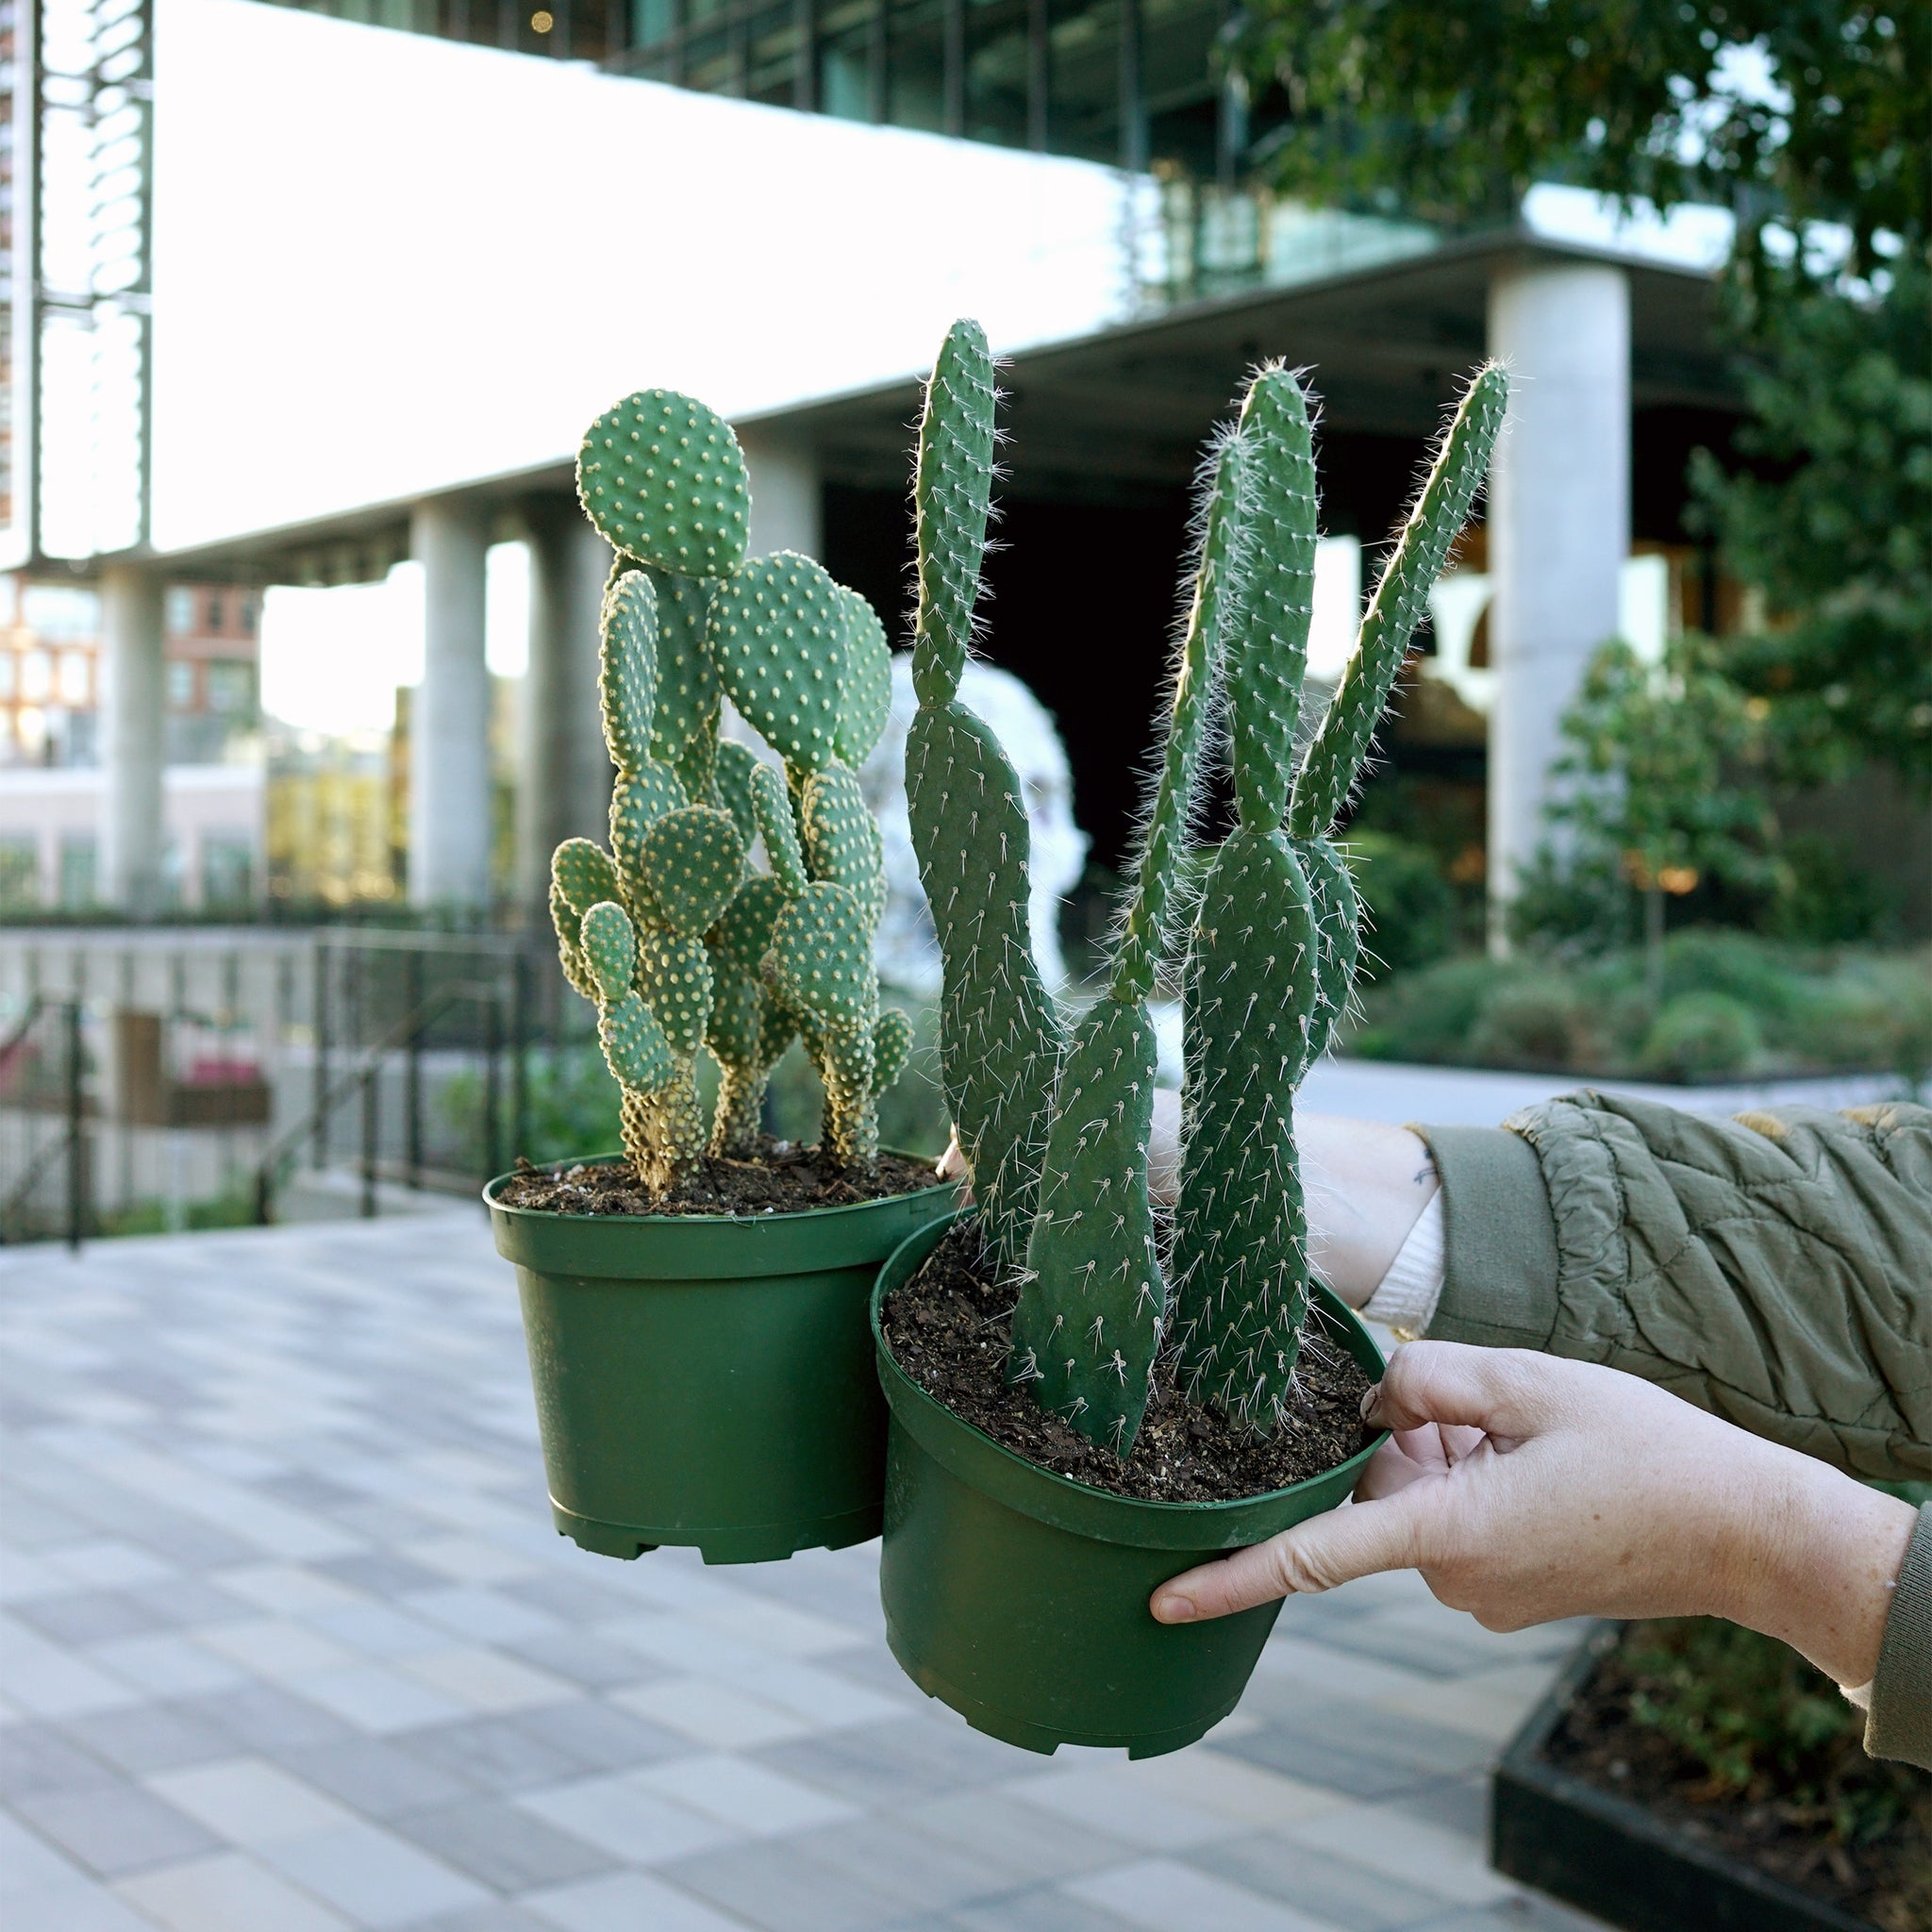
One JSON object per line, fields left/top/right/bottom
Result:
{"left": 873, "top": 319, "right": 1506, "bottom": 1754}
{"left": 488, "top": 388, "right": 954, "bottom": 1566}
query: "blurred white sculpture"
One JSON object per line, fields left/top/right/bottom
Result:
{"left": 858, "top": 656, "right": 1088, "bottom": 995}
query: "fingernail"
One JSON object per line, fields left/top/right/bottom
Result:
{"left": 1153, "top": 1593, "right": 1196, "bottom": 1624}
{"left": 1358, "top": 1383, "right": 1382, "bottom": 1422}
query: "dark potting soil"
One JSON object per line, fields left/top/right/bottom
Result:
{"left": 495, "top": 1140, "right": 945, "bottom": 1218}
{"left": 881, "top": 1221, "right": 1374, "bottom": 1503}
{"left": 1545, "top": 1621, "right": 1932, "bottom": 1932}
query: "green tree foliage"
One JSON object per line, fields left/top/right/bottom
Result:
{"left": 1237, "top": 0, "right": 1929, "bottom": 787}
{"left": 1240, "top": 0, "right": 1925, "bottom": 269}
{"left": 1691, "top": 264, "right": 1932, "bottom": 786}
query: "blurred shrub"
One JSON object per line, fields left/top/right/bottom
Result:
{"left": 1351, "top": 935, "right": 1931, "bottom": 1089}
{"left": 1640, "top": 991, "right": 1763, "bottom": 1079}
{"left": 1465, "top": 977, "right": 1598, "bottom": 1070}
{"left": 1347, "top": 833, "right": 1459, "bottom": 978}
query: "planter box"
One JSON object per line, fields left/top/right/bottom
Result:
{"left": 1492, "top": 1624, "right": 1878, "bottom": 1932}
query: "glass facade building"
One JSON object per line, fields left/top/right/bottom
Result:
{"left": 260, "top": 0, "right": 1248, "bottom": 181}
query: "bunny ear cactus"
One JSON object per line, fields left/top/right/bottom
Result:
{"left": 551, "top": 389, "right": 914, "bottom": 1191}
{"left": 905, "top": 320, "right": 1506, "bottom": 1456}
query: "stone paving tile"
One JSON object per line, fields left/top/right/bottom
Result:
{"left": 0, "top": 1215, "right": 1612, "bottom": 1932}
{"left": 392, "top": 1795, "right": 623, "bottom": 1890}
{"left": 658, "top": 1832, "right": 917, "bottom": 1932}
{"left": 1068, "top": 1856, "right": 1344, "bottom": 1932}
{"left": 116, "top": 1850, "right": 353, "bottom": 1931}
{"left": 1188, "top": 1829, "right": 1455, "bottom": 1930}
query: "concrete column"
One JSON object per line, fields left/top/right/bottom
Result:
{"left": 518, "top": 508, "right": 613, "bottom": 918}
{"left": 1486, "top": 261, "right": 1630, "bottom": 949}
{"left": 408, "top": 500, "right": 492, "bottom": 909}
{"left": 737, "top": 425, "right": 823, "bottom": 559}
{"left": 99, "top": 563, "right": 166, "bottom": 916}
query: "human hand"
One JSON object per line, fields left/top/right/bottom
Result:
{"left": 1150, "top": 1341, "right": 1917, "bottom": 1691}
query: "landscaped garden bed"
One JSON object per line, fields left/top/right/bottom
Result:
{"left": 1495, "top": 1620, "right": 1932, "bottom": 1932}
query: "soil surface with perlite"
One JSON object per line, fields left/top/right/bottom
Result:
{"left": 882, "top": 1222, "right": 1374, "bottom": 1504}
{"left": 496, "top": 1141, "right": 945, "bottom": 1218}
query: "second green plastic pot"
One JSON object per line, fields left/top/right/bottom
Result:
{"left": 489, "top": 1157, "right": 956, "bottom": 1565}
{"left": 873, "top": 1210, "right": 1389, "bottom": 1757}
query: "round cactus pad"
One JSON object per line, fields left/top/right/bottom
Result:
{"left": 708, "top": 554, "right": 848, "bottom": 772}
{"left": 637, "top": 928, "right": 713, "bottom": 1056}
{"left": 600, "top": 991, "right": 675, "bottom": 1094}
{"left": 578, "top": 391, "right": 750, "bottom": 580}
{"left": 709, "top": 873, "right": 791, "bottom": 977}
{"left": 638, "top": 807, "right": 746, "bottom": 938}
{"left": 578, "top": 900, "right": 637, "bottom": 1003}
{"left": 833, "top": 588, "right": 892, "bottom": 765}
{"left": 767, "top": 882, "right": 874, "bottom": 1029}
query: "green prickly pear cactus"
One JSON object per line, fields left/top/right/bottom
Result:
{"left": 548, "top": 389, "right": 915, "bottom": 1191}
{"left": 905, "top": 321, "right": 1505, "bottom": 1454}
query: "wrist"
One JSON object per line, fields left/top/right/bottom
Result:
{"left": 1722, "top": 1449, "right": 1918, "bottom": 1688}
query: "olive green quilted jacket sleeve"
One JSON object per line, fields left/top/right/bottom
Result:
{"left": 1422, "top": 1092, "right": 1932, "bottom": 1481}
{"left": 1416, "top": 1091, "right": 1932, "bottom": 1770}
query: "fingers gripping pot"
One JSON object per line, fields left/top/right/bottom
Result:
{"left": 491, "top": 385, "right": 953, "bottom": 1565}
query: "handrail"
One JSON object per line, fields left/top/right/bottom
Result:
{"left": 254, "top": 975, "right": 511, "bottom": 1224}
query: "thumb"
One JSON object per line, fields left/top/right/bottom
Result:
{"left": 1151, "top": 1491, "right": 1425, "bottom": 1624}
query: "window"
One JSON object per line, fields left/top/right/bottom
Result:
{"left": 166, "top": 588, "right": 193, "bottom": 634}
{"left": 20, "top": 650, "right": 50, "bottom": 702}
{"left": 0, "top": 654, "right": 15, "bottom": 700}
{"left": 206, "top": 661, "right": 255, "bottom": 716}
{"left": 58, "top": 652, "right": 89, "bottom": 706}
{"left": 205, "top": 595, "right": 225, "bottom": 632}
{"left": 58, "top": 833, "right": 95, "bottom": 909}
{"left": 167, "top": 659, "right": 196, "bottom": 708}
{"left": 201, "top": 835, "right": 255, "bottom": 910}
{"left": 0, "top": 836, "right": 38, "bottom": 910}
{"left": 20, "top": 585, "right": 100, "bottom": 641}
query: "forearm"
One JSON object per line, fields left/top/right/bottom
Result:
{"left": 1730, "top": 1451, "right": 1920, "bottom": 1692}
{"left": 1300, "top": 1112, "right": 1440, "bottom": 1307}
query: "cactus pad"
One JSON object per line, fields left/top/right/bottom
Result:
{"left": 1296, "top": 835, "right": 1359, "bottom": 1074}
{"left": 577, "top": 390, "right": 750, "bottom": 579}
{"left": 638, "top": 806, "right": 745, "bottom": 937}
{"left": 750, "top": 759, "right": 808, "bottom": 896}
{"left": 600, "top": 991, "right": 675, "bottom": 1095}
{"left": 598, "top": 571, "right": 658, "bottom": 778}
{"left": 637, "top": 927, "right": 713, "bottom": 1057}
{"left": 905, "top": 701, "right": 1065, "bottom": 1271}
{"left": 1291, "top": 364, "right": 1507, "bottom": 839}
{"left": 710, "top": 740, "right": 765, "bottom": 848}
{"left": 766, "top": 882, "right": 874, "bottom": 1030}
{"left": 579, "top": 899, "right": 638, "bottom": 1003}
{"left": 709, "top": 872, "right": 791, "bottom": 977}
{"left": 1015, "top": 996, "right": 1162, "bottom": 1455}
{"left": 799, "top": 764, "right": 884, "bottom": 911}
{"left": 551, "top": 838, "right": 623, "bottom": 929}
{"left": 912, "top": 319, "right": 996, "bottom": 708}
{"left": 873, "top": 1005, "right": 913, "bottom": 1091}
{"left": 833, "top": 588, "right": 893, "bottom": 765}
{"left": 641, "top": 567, "right": 720, "bottom": 764}
{"left": 609, "top": 763, "right": 688, "bottom": 906}
{"left": 1169, "top": 830, "right": 1320, "bottom": 1426}
{"left": 707, "top": 553, "right": 848, "bottom": 772}
{"left": 1226, "top": 369, "right": 1317, "bottom": 831}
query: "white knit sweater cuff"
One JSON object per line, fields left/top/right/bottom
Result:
{"left": 1361, "top": 1191, "right": 1446, "bottom": 1340}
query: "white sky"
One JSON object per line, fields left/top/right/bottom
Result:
{"left": 260, "top": 544, "right": 530, "bottom": 735}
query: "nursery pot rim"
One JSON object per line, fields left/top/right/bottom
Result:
{"left": 483, "top": 1146, "right": 950, "bottom": 1227}
{"left": 871, "top": 1208, "right": 1389, "bottom": 1550}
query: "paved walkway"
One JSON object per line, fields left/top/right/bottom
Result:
{"left": 0, "top": 1211, "right": 1608, "bottom": 1932}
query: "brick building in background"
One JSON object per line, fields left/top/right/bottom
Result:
{"left": 0, "top": 578, "right": 264, "bottom": 911}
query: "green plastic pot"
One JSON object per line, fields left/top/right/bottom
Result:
{"left": 873, "top": 1210, "right": 1389, "bottom": 1757}
{"left": 488, "top": 1156, "right": 956, "bottom": 1565}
